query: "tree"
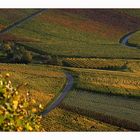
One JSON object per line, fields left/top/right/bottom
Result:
{"left": 2, "top": 42, "right": 13, "bottom": 58}
{"left": 11, "top": 45, "right": 32, "bottom": 64}
{"left": 1, "top": 42, "right": 32, "bottom": 64}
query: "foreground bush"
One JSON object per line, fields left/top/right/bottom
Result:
{"left": 0, "top": 73, "right": 43, "bottom": 131}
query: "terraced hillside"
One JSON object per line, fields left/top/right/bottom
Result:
{"left": 0, "top": 9, "right": 140, "bottom": 131}
{"left": 68, "top": 67, "right": 140, "bottom": 97}
{"left": 62, "top": 58, "right": 140, "bottom": 72}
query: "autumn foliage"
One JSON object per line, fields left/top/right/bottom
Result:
{"left": 0, "top": 73, "right": 44, "bottom": 131}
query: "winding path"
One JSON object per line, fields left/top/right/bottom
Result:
{"left": 40, "top": 29, "right": 139, "bottom": 116}
{"left": 41, "top": 73, "right": 74, "bottom": 116}
{"left": 119, "top": 30, "right": 138, "bottom": 47}
{"left": 0, "top": 10, "right": 74, "bottom": 116}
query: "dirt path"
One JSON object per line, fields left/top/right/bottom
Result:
{"left": 41, "top": 73, "right": 74, "bottom": 116}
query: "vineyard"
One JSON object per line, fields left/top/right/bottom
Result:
{"left": 2, "top": 9, "right": 140, "bottom": 59}
{"left": 61, "top": 89, "right": 140, "bottom": 130}
{"left": 0, "top": 9, "right": 140, "bottom": 131}
{"left": 41, "top": 107, "right": 126, "bottom": 131}
{"left": 68, "top": 67, "right": 140, "bottom": 97}
{"left": 62, "top": 58, "right": 136, "bottom": 71}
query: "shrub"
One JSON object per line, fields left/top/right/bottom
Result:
{"left": 0, "top": 73, "right": 44, "bottom": 131}
{"left": 21, "top": 50, "right": 32, "bottom": 64}
{"left": 1, "top": 42, "right": 32, "bottom": 64}
{"left": 12, "top": 46, "right": 32, "bottom": 64}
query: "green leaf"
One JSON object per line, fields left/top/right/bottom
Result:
{"left": 0, "top": 116, "right": 4, "bottom": 124}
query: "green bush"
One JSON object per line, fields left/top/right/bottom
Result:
{"left": 22, "top": 51, "right": 32, "bottom": 63}
{"left": 0, "top": 73, "right": 44, "bottom": 131}
{"left": 1, "top": 42, "right": 32, "bottom": 64}
{"left": 12, "top": 46, "right": 32, "bottom": 64}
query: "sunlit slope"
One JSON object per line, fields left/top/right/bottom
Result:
{"left": 68, "top": 67, "right": 140, "bottom": 97}
{"left": 4, "top": 9, "right": 140, "bottom": 58}
{"left": 0, "top": 64, "right": 66, "bottom": 107}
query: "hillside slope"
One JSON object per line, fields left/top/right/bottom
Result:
{"left": 1, "top": 9, "right": 140, "bottom": 58}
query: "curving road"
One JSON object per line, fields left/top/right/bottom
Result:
{"left": 41, "top": 73, "right": 74, "bottom": 116}
{"left": 0, "top": 9, "right": 74, "bottom": 116}
{"left": 119, "top": 30, "right": 138, "bottom": 47}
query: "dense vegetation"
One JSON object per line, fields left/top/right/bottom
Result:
{"left": 0, "top": 73, "right": 43, "bottom": 131}
{"left": 0, "top": 41, "right": 32, "bottom": 63}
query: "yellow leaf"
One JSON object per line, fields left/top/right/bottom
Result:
{"left": 39, "top": 104, "right": 43, "bottom": 109}
{"left": 5, "top": 73, "right": 10, "bottom": 78}
{"left": 18, "top": 115, "right": 24, "bottom": 119}
{"left": 26, "top": 123, "right": 33, "bottom": 131}
{"left": 12, "top": 100, "right": 18, "bottom": 110}
{"left": 17, "top": 126, "right": 23, "bottom": 131}
{"left": 32, "top": 108, "right": 37, "bottom": 113}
